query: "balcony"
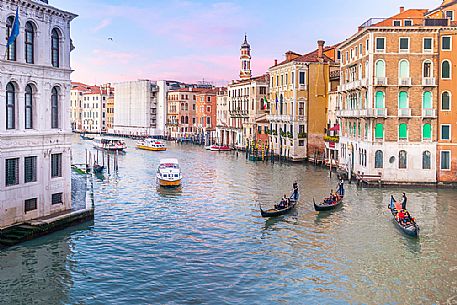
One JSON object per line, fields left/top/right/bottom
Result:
{"left": 298, "top": 84, "right": 307, "bottom": 91}
{"left": 375, "top": 77, "right": 388, "bottom": 86}
{"left": 398, "top": 108, "right": 412, "bottom": 118}
{"left": 340, "top": 80, "right": 362, "bottom": 91}
{"left": 336, "top": 109, "right": 360, "bottom": 118}
{"left": 422, "top": 77, "right": 436, "bottom": 86}
{"left": 422, "top": 108, "right": 437, "bottom": 118}
{"left": 366, "top": 108, "right": 388, "bottom": 118}
{"left": 266, "top": 114, "right": 293, "bottom": 122}
{"left": 360, "top": 78, "right": 368, "bottom": 87}
{"left": 399, "top": 77, "right": 412, "bottom": 86}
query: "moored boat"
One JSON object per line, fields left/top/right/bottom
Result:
{"left": 80, "top": 133, "right": 94, "bottom": 141}
{"left": 156, "top": 158, "right": 182, "bottom": 187}
{"left": 389, "top": 195, "right": 419, "bottom": 237}
{"left": 260, "top": 183, "right": 299, "bottom": 217}
{"left": 93, "top": 137, "right": 127, "bottom": 152}
{"left": 136, "top": 138, "right": 167, "bottom": 151}
{"left": 210, "top": 145, "right": 231, "bottom": 152}
{"left": 93, "top": 164, "right": 104, "bottom": 174}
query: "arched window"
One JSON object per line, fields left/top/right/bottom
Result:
{"left": 423, "top": 91, "right": 432, "bottom": 109}
{"left": 442, "top": 91, "right": 451, "bottom": 110}
{"left": 25, "top": 85, "right": 33, "bottom": 129}
{"left": 399, "top": 60, "right": 410, "bottom": 78}
{"left": 6, "top": 82, "right": 16, "bottom": 129}
{"left": 399, "top": 91, "right": 408, "bottom": 108}
{"left": 6, "top": 16, "right": 16, "bottom": 61}
{"left": 25, "top": 22, "right": 34, "bottom": 64}
{"left": 180, "top": 116, "right": 184, "bottom": 124}
{"left": 51, "top": 29, "right": 60, "bottom": 67}
{"left": 442, "top": 60, "right": 451, "bottom": 79}
{"left": 399, "top": 150, "right": 407, "bottom": 169}
{"left": 375, "top": 60, "right": 385, "bottom": 77}
{"left": 399, "top": 123, "right": 408, "bottom": 140}
{"left": 51, "top": 87, "right": 59, "bottom": 129}
{"left": 375, "top": 150, "right": 383, "bottom": 168}
{"left": 422, "top": 151, "right": 431, "bottom": 169}
{"left": 375, "top": 91, "right": 384, "bottom": 108}
{"left": 423, "top": 60, "right": 432, "bottom": 78}
{"left": 375, "top": 123, "right": 384, "bottom": 139}
{"left": 185, "top": 116, "right": 189, "bottom": 124}
{"left": 423, "top": 123, "right": 432, "bottom": 140}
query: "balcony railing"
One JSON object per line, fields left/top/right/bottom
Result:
{"left": 366, "top": 108, "right": 388, "bottom": 118}
{"left": 398, "top": 108, "right": 412, "bottom": 117}
{"left": 399, "top": 77, "right": 412, "bottom": 86}
{"left": 422, "top": 77, "right": 436, "bottom": 86}
{"left": 422, "top": 108, "right": 437, "bottom": 118}
{"left": 336, "top": 109, "right": 360, "bottom": 118}
{"left": 375, "top": 77, "right": 388, "bottom": 86}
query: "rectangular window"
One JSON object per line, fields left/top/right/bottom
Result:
{"left": 25, "top": 198, "right": 37, "bottom": 213}
{"left": 299, "top": 140, "right": 305, "bottom": 147}
{"left": 441, "top": 125, "right": 451, "bottom": 140}
{"left": 393, "top": 20, "right": 401, "bottom": 26}
{"left": 51, "top": 153, "right": 62, "bottom": 178}
{"left": 442, "top": 36, "right": 451, "bottom": 50}
{"left": 376, "top": 38, "right": 385, "bottom": 52}
{"left": 24, "top": 156, "right": 37, "bottom": 183}
{"left": 399, "top": 38, "right": 409, "bottom": 52}
{"left": 299, "top": 72, "right": 305, "bottom": 84}
{"left": 6, "top": 158, "right": 19, "bottom": 186}
{"left": 446, "top": 11, "right": 454, "bottom": 21}
{"left": 441, "top": 151, "right": 451, "bottom": 170}
{"left": 52, "top": 193, "right": 63, "bottom": 205}
{"left": 404, "top": 20, "right": 413, "bottom": 26}
{"left": 423, "top": 38, "right": 433, "bottom": 52}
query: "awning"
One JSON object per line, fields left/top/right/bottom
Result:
{"left": 329, "top": 124, "right": 340, "bottom": 132}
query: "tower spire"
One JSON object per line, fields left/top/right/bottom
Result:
{"left": 240, "top": 34, "right": 251, "bottom": 80}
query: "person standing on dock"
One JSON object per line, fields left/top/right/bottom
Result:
{"left": 401, "top": 193, "right": 407, "bottom": 210}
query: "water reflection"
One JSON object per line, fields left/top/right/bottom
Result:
{"left": 0, "top": 137, "right": 456, "bottom": 304}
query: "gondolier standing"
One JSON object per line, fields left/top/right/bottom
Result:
{"left": 337, "top": 180, "right": 345, "bottom": 197}
{"left": 401, "top": 193, "right": 407, "bottom": 210}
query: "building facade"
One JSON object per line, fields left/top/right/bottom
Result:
{"left": 71, "top": 82, "right": 113, "bottom": 133}
{"left": 195, "top": 89, "right": 218, "bottom": 144}
{"left": 0, "top": 0, "right": 76, "bottom": 228}
{"left": 268, "top": 42, "right": 337, "bottom": 161}
{"left": 337, "top": 5, "right": 457, "bottom": 183}
{"left": 166, "top": 88, "right": 203, "bottom": 140}
{"left": 215, "top": 88, "right": 229, "bottom": 144}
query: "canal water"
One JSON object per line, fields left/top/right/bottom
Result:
{"left": 1, "top": 137, "right": 457, "bottom": 305}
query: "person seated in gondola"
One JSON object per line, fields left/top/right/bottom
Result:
{"left": 397, "top": 209, "right": 406, "bottom": 223}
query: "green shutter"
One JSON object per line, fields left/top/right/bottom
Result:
{"left": 375, "top": 60, "right": 385, "bottom": 77}
{"left": 375, "top": 91, "right": 384, "bottom": 108}
{"left": 399, "top": 91, "right": 408, "bottom": 109}
{"left": 375, "top": 123, "right": 384, "bottom": 139}
{"left": 399, "top": 123, "right": 408, "bottom": 139}
{"left": 423, "top": 91, "right": 432, "bottom": 109}
{"left": 423, "top": 124, "right": 431, "bottom": 140}
{"left": 400, "top": 60, "right": 409, "bottom": 78}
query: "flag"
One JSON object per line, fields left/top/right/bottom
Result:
{"left": 275, "top": 96, "right": 278, "bottom": 110}
{"left": 7, "top": 8, "right": 20, "bottom": 48}
{"left": 262, "top": 97, "right": 268, "bottom": 110}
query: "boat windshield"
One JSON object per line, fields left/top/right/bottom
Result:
{"left": 160, "top": 163, "right": 179, "bottom": 169}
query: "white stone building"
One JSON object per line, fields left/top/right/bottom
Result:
{"left": 215, "top": 87, "right": 228, "bottom": 144}
{"left": 111, "top": 80, "right": 183, "bottom": 137}
{"left": 0, "top": 0, "right": 76, "bottom": 228}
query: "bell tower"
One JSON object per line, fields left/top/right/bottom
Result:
{"left": 240, "top": 34, "right": 251, "bottom": 80}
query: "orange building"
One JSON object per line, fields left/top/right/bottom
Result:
{"left": 426, "top": 0, "right": 457, "bottom": 183}
{"left": 195, "top": 89, "right": 218, "bottom": 144}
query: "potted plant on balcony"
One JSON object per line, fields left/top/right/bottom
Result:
{"left": 298, "top": 132, "right": 307, "bottom": 139}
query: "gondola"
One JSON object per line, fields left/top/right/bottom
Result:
{"left": 260, "top": 184, "right": 299, "bottom": 218}
{"left": 80, "top": 134, "right": 94, "bottom": 141}
{"left": 313, "top": 194, "right": 344, "bottom": 211}
{"left": 93, "top": 164, "right": 104, "bottom": 174}
{"left": 388, "top": 195, "right": 419, "bottom": 237}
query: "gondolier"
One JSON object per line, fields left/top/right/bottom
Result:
{"left": 401, "top": 193, "right": 407, "bottom": 210}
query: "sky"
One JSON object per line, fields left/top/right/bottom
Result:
{"left": 53, "top": 0, "right": 441, "bottom": 86}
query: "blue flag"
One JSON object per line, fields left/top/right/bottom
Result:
{"left": 7, "top": 8, "right": 20, "bottom": 48}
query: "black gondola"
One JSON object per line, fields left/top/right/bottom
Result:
{"left": 93, "top": 164, "right": 104, "bottom": 174}
{"left": 260, "top": 184, "right": 299, "bottom": 218}
{"left": 389, "top": 195, "right": 419, "bottom": 237}
{"left": 313, "top": 195, "right": 344, "bottom": 211}
{"left": 80, "top": 134, "right": 94, "bottom": 141}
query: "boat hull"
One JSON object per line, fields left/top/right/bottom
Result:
{"left": 136, "top": 145, "right": 167, "bottom": 151}
{"left": 314, "top": 196, "right": 344, "bottom": 211}
{"left": 261, "top": 201, "right": 297, "bottom": 217}
{"left": 157, "top": 178, "right": 181, "bottom": 187}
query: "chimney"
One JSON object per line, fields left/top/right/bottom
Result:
{"left": 400, "top": 6, "right": 405, "bottom": 13}
{"left": 274, "top": 59, "right": 278, "bottom": 66}
{"left": 317, "top": 40, "right": 325, "bottom": 59}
